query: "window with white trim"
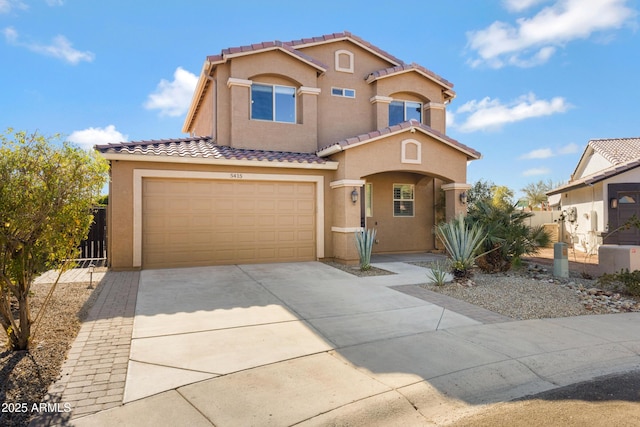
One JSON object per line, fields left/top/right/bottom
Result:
{"left": 251, "top": 83, "right": 296, "bottom": 123}
{"left": 331, "top": 87, "right": 356, "bottom": 98}
{"left": 393, "top": 184, "right": 414, "bottom": 217}
{"left": 389, "top": 100, "right": 422, "bottom": 126}
{"left": 365, "top": 183, "right": 373, "bottom": 217}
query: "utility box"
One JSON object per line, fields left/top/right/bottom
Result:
{"left": 554, "top": 242, "right": 569, "bottom": 278}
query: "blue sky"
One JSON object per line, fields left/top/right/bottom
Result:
{"left": 1, "top": 0, "right": 639, "bottom": 198}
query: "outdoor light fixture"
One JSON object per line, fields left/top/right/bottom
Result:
{"left": 351, "top": 188, "right": 359, "bottom": 204}
{"left": 459, "top": 191, "right": 467, "bottom": 205}
{"left": 610, "top": 198, "right": 618, "bottom": 209}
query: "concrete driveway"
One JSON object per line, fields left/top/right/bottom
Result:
{"left": 71, "top": 261, "right": 640, "bottom": 426}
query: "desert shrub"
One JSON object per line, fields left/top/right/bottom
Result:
{"left": 355, "top": 228, "right": 377, "bottom": 271}
{"left": 467, "top": 201, "right": 550, "bottom": 273}
{"left": 425, "top": 259, "right": 450, "bottom": 286}
{"left": 597, "top": 269, "right": 640, "bottom": 297}
{"left": 435, "top": 215, "right": 486, "bottom": 279}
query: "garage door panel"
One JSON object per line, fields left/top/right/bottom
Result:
{"left": 142, "top": 178, "right": 316, "bottom": 268}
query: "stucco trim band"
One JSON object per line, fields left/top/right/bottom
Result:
{"left": 132, "top": 169, "right": 325, "bottom": 268}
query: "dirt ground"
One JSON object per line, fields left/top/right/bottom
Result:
{"left": 449, "top": 370, "right": 640, "bottom": 427}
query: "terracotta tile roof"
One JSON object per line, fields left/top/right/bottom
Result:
{"left": 548, "top": 157, "right": 640, "bottom": 195}
{"left": 95, "top": 136, "right": 329, "bottom": 164}
{"left": 589, "top": 137, "right": 640, "bottom": 165}
{"left": 208, "top": 40, "right": 328, "bottom": 71}
{"left": 207, "top": 31, "right": 404, "bottom": 70}
{"left": 317, "top": 119, "right": 481, "bottom": 160}
{"left": 367, "top": 63, "right": 454, "bottom": 89}
{"left": 285, "top": 31, "right": 405, "bottom": 66}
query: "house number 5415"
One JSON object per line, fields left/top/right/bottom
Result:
{"left": 230, "top": 173, "right": 243, "bottom": 179}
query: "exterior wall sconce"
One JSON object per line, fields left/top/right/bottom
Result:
{"left": 351, "top": 188, "right": 359, "bottom": 204}
{"left": 459, "top": 191, "right": 467, "bottom": 205}
{"left": 610, "top": 198, "right": 618, "bottom": 209}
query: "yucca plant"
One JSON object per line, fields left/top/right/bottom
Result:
{"left": 435, "top": 215, "right": 487, "bottom": 279}
{"left": 355, "top": 228, "right": 377, "bottom": 271}
{"left": 425, "top": 259, "right": 450, "bottom": 286}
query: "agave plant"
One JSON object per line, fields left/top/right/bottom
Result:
{"left": 435, "top": 215, "right": 487, "bottom": 278}
{"left": 355, "top": 228, "right": 377, "bottom": 271}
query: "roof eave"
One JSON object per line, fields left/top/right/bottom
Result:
{"left": 182, "top": 60, "right": 212, "bottom": 134}
{"left": 99, "top": 151, "right": 339, "bottom": 170}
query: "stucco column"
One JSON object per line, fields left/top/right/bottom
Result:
{"left": 330, "top": 179, "right": 365, "bottom": 263}
{"left": 370, "top": 96, "right": 393, "bottom": 130}
{"left": 441, "top": 183, "right": 471, "bottom": 221}
{"left": 227, "top": 78, "right": 252, "bottom": 147}
{"left": 424, "top": 102, "right": 446, "bottom": 133}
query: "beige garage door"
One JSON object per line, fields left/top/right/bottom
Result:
{"left": 142, "top": 178, "right": 316, "bottom": 269}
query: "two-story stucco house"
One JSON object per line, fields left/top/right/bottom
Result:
{"left": 97, "top": 31, "right": 481, "bottom": 270}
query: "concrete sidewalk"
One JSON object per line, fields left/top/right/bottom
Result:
{"left": 40, "top": 260, "right": 640, "bottom": 426}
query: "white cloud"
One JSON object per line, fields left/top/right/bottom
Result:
{"left": 520, "top": 142, "right": 579, "bottom": 159}
{"left": 0, "top": 0, "right": 27, "bottom": 14}
{"left": 453, "top": 92, "right": 570, "bottom": 133}
{"left": 3, "top": 26, "right": 94, "bottom": 64}
{"left": 523, "top": 167, "right": 551, "bottom": 176}
{"left": 45, "top": 0, "right": 64, "bottom": 6}
{"left": 521, "top": 148, "right": 554, "bottom": 159}
{"left": 558, "top": 142, "right": 579, "bottom": 154}
{"left": 68, "top": 125, "right": 127, "bottom": 150}
{"left": 503, "top": 0, "right": 551, "bottom": 12}
{"left": 144, "top": 67, "right": 198, "bottom": 117}
{"left": 467, "top": 0, "right": 636, "bottom": 68}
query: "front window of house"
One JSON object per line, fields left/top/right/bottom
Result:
{"left": 393, "top": 184, "right": 414, "bottom": 217}
{"left": 251, "top": 83, "right": 296, "bottom": 123}
{"left": 389, "top": 101, "right": 422, "bottom": 126}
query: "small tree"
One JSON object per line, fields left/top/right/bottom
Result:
{"left": 521, "top": 180, "right": 553, "bottom": 211}
{"left": 0, "top": 129, "right": 108, "bottom": 351}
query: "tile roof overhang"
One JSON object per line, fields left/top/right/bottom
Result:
{"left": 547, "top": 157, "right": 640, "bottom": 196}
{"left": 366, "top": 63, "right": 456, "bottom": 101}
{"left": 570, "top": 137, "right": 640, "bottom": 181}
{"left": 316, "top": 119, "right": 481, "bottom": 161}
{"left": 95, "top": 136, "right": 339, "bottom": 170}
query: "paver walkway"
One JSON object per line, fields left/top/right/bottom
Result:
{"left": 32, "top": 270, "right": 139, "bottom": 426}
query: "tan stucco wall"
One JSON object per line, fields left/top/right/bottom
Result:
{"left": 107, "top": 159, "right": 335, "bottom": 270}
{"left": 188, "top": 39, "right": 453, "bottom": 151}
{"left": 366, "top": 173, "right": 435, "bottom": 254}
{"left": 330, "top": 132, "right": 468, "bottom": 183}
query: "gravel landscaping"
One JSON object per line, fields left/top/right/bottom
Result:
{"left": 0, "top": 279, "right": 104, "bottom": 427}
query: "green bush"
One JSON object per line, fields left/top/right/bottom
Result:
{"left": 435, "top": 215, "right": 486, "bottom": 279}
{"left": 355, "top": 228, "right": 377, "bottom": 271}
{"left": 467, "top": 201, "right": 550, "bottom": 273}
{"left": 597, "top": 269, "right": 640, "bottom": 297}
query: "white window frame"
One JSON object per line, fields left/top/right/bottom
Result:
{"left": 250, "top": 83, "right": 297, "bottom": 124}
{"left": 393, "top": 184, "right": 415, "bottom": 217}
{"left": 365, "top": 183, "right": 373, "bottom": 217}
{"left": 331, "top": 87, "right": 356, "bottom": 98}
{"left": 389, "top": 100, "right": 423, "bottom": 125}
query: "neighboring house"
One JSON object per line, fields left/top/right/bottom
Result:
{"left": 96, "top": 31, "right": 481, "bottom": 270}
{"left": 547, "top": 138, "right": 640, "bottom": 256}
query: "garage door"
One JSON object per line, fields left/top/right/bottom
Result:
{"left": 142, "top": 178, "right": 316, "bottom": 268}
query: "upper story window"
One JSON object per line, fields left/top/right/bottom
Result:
{"left": 251, "top": 83, "right": 296, "bottom": 123}
{"left": 331, "top": 87, "right": 355, "bottom": 98}
{"left": 389, "top": 100, "right": 422, "bottom": 126}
